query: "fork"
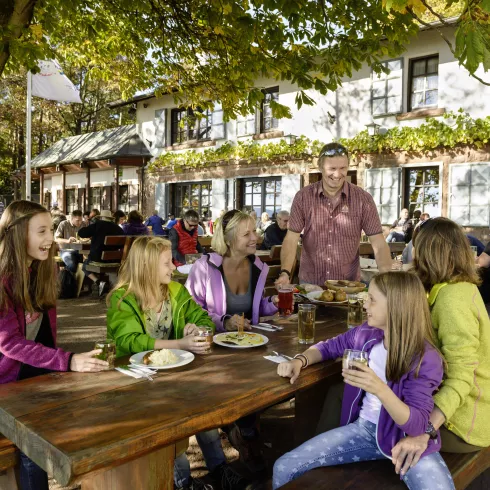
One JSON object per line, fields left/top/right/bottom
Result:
{"left": 272, "top": 351, "right": 293, "bottom": 361}
{"left": 129, "top": 367, "right": 154, "bottom": 381}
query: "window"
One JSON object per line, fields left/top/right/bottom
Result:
{"left": 237, "top": 112, "right": 256, "bottom": 137}
{"left": 89, "top": 187, "right": 102, "bottom": 209}
{"left": 171, "top": 108, "right": 195, "bottom": 144}
{"left": 174, "top": 181, "right": 212, "bottom": 219}
{"left": 260, "top": 87, "right": 279, "bottom": 132}
{"left": 404, "top": 166, "right": 440, "bottom": 217}
{"left": 119, "top": 184, "right": 129, "bottom": 213}
{"left": 409, "top": 55, "right": 439, "bottom": 111}
{"left": 65, "top": 189, "right": 77, "bottom": 214}
{"left": 171, "top": 104, "right": 225, "bottom": 144}
{"left": 365, "top": 168, "right": 401, "bottom": 224}
{"left": 371, "top": 59, "right": 403, "bottom": 116}
{"left": 449, "top": 163, "right": 490, "bottom": 226}
{"left": 243, "top": 177, "right": 282, "bottom": 218}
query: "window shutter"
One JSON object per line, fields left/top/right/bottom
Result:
{"left": 211, "top": 103, "right": 226, "bottom": 140}
{"left": 365, "top": 167, "right": 401, "bottom": 224}
{"left": 449, "top": 163, "right": 490, "bottom": 226}
{"left": 154, "top": 109, "right": 166, "bottom": 148}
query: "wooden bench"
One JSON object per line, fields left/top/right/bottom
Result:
{"left": 282, "top": 446, "right": 490, "bottom": 490}
{"left": 0, "top": 434, "right": 19, "bottom": 490}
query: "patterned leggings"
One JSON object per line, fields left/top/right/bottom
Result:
{"left": 273, "top": 417, "right": 456, "bottom": 490}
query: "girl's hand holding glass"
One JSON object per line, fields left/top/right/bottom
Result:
{"left": 178, "top": 333, "right": 210, "bottom": 354}
{"left": 70, "top": 349, "right": 109, "bottom": 372}
{"left": 183, "top": 323, "right": 199, "bottom": 336}
{"left": 277, "top": 359, "right": 303, "bottom": 384}
{"left": 342, "top": 360, "right": 386, "bottom": 396}
{"left": 224, "top": 314, "right": 251, "bottom": 331}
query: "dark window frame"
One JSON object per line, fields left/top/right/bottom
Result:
{"left": 173, "top": 181, "right": 213, "bottom": 219}
{"left": 171, "top": 106, "right": 225, "bottom": 144}
{"left": 371, "top": 58, "right": 404, "bottom": 117}
{"left": 89, "top": 187, "right": 102, "bottom": 209}
{"left": 260, "top": 86, "right": 279, "bottom": 133}
{"left": 403, "top": 165, "right": 440, "bottom": 216}
{"left": 242, "top": 176, "right": 282, "bottom": 219}
{"left": 408, "top": 54, "right": 439, "bottom": 112}
{"left": 65, "top": 188, "right": 77, "bottom": 214}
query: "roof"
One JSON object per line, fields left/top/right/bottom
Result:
{"left": 30, "top": 125, "right": 152, "bottom": 169}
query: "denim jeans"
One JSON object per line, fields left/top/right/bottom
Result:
{"left": 19, "top": 451, "right": 49, "bottom": 490}
{"left": 273, "top": 418, "right": 455, "bottom": 490}
{"left": 60, "top": 250, "right": 81, "bottom": 273}
{"left": 386, "top": 232, "right": 405, "bottom": 243}
{"left": 174, "top": 429, "right": 226, "bottom": 487}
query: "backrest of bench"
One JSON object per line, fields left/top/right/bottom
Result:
{"left": 102, "top": 236, "right": 137, "bottom": 265}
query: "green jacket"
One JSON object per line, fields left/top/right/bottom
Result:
{"left": 107, "top": 281, "right": 215, "bottom": 358}
{"left": 429, "top": 282, "right": 490, "bottom": 447}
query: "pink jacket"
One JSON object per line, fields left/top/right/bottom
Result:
{"left": 0, "top": 286, "right": 71, "bottom": 384}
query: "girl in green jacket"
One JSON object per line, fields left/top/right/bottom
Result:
{"left": 106, "top": 236, "right": 253, "bottom": 490}
{"left": 391, "top": 218, "right": 490, "bottom": 474}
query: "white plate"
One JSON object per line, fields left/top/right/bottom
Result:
{"left": 177, "top": 264, "right": 193, "bottom": 274}
{"left": 213, "top": 332, "right": 269, "bottom": 349}
{"left": 130, "top": 349, "right": 195, "bottom": 369}
{"left": 306, "top": 291, "right": 348, "bottom": 305}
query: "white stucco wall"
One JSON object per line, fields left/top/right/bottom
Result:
{"left": 90, "top": 169, "right": 114, "bottom": 186}
{"left": 121, "top": 167, "right": 139, "bottom": 184}
{"left": 65, "top": 173, "right": 85, "bottom": 188}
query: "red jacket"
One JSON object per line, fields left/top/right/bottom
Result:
{"left": 172, "top": 220, "right": 199, "bottom": 266}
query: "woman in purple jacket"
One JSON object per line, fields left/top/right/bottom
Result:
{"left": 186, "top": 209, "right": 278, "bottom": 472}
{"left": 0, "top": 201, "right": 108, "bottom": 490}
{"left": 274, "top": 271, "right": 454, "bottom": 490}
{"left": 121, "top": 210, "right": 149, "bottom": 236}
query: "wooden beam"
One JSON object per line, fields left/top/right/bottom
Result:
{"left": 39, "top": 171, "right": 45, "bottom": 208}
{"left": 61, "top": 168, "right": 66, "bottom": 214}
{"left": 114, "top": 164, "right": 119, "bottom": 211}
{"left": 85, "top": 165, "right": 90, "bottom": 211}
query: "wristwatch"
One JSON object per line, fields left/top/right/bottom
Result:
{"left": 425, "top": 421, "right": 438, "bottom": 440}
{"left": 279, "top": 269, "right": 291, "bottom": 278}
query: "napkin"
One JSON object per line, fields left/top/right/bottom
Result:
{"left": 264, "top": 355, "right": 290, "bottom": 363}
{"left": 251, "top": 324, "right": 276, "bottom": 332}
{"left": 115, "top": 367, "right": 143, "bottom": 378}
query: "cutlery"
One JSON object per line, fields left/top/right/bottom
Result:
{"left": 129, "top": 367, "right": 154, "bottom": 381}
{"left": 258, "top": 322, "right": 283, "bottom": 331}
{"left": 272, "top": 351, "right": 293, "bottom": 361}
{"left": 251, "top": 325, "right": 276, "bottom": 332}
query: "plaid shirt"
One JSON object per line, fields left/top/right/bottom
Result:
{"left": 289, "top": 181, "right": 382, "bottom": 285}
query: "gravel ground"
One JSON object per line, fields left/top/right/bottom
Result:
{"left": 49, "top": 293, "right": 293, "bottom": 489}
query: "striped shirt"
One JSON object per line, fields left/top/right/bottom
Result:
{"left": 289, "top": 181, "right": 382, "bottom": 285}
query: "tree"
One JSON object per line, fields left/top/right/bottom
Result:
{"left": 1, "top": 1, "right": 489, "bottom": 119}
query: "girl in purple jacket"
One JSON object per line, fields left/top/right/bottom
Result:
{"left": 0, "top": 201, "right": 108, "bottom": 490}
{"left": 274, "top": 271, "right": 455, "bottom": 490}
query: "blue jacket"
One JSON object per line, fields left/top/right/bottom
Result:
{"left": 145, "top": 215, "right": 165, "bottom": 235}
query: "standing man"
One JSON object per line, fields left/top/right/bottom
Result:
{"left": 55, "top": 210, "right": 87, "bottom": 273}
{"left": 169, "top": 210, "right": 203, "bottom": 266}
{"left": 276, "top": 143, "right": 392, "bottom": 287}
{"left": 165, "top": 213, "right": 178, "bottom": 230}
{"left": 145, "top": 210, "right": 165, "bottom": 236}
{"left": 261, "top": 210, "right": 290, "bottom": 250}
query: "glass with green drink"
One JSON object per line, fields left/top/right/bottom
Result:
{"left": 94, "top": 340, "right": 116, "bottom": 369}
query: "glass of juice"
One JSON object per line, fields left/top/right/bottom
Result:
{"left": 194, "top": 327, "right": 213, "bottom": 354}
{"left": 347, "top": 294, "right": 364, "bottom": 329}
{"left": 278, "top": 285, "right": 294, "bottom": 317}
{"left": 342, "top": 349, "right": 369, "bottom": 370}
{"left": 298, "top": 304, "right": 316, "bottom": 344}
{"left": 94, "top": 340, "right": 116, "bottom": 369}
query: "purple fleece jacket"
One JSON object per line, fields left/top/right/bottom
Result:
{"left": 0, "top": 284, "right": 71, "bottom": 384}
{"left": 185, "top": 252, "right": 278, "bottom": 331}
{"left": 313, "top": 323, "right": 444, "bottom": 459}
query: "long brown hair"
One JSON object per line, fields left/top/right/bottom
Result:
{"left": 412, "top": 217, "right": 481, "bottom": 291}
{"left": 0, "top": 200, "right": 58, "bottom": 313}
{"left": 107, "top": 236, "right": 171, "bottom": 311}
{"left": 370, "top": 271, "right": 441, "bottom": 381}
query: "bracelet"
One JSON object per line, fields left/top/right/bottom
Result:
{"left": 294, "top": 354, "right": 309, "bottom": 369}
{"left": 279, "top": 269, "right": 291, "bottom": 278}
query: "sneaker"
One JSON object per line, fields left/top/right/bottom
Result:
{"left": 98, "top": 280, "right": 107, "bottom": 297}
{"left": 209, "top": 463, "right": 255, "bottom": 490}
{"left": 226, "top": 425, "right": 266, "bottom": 473}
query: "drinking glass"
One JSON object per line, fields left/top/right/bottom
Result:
{"left": 342, "top": 349, "right": 369, "bottom": 370}
{"left": 298, "top": 304, "right": 316, "bottom": 344}
{"left": 278, "top": 284, "right": 294, "bottom": 317}
{"left": 94, "top": 340, "right": 116, "bottom": 369}
{"left": 470, "top": 246, "right": 478, "bottom": 259}
{"left": 347, "top": 294, "right": 364, "bottom": 329}
{"left": 194, "top": 327, "right": 213, "bottom": 354}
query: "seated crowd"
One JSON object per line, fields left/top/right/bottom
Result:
{"left": 0, "top": 197, "right": 488, "bottom": 490}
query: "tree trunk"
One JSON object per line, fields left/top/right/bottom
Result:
{"left": 0, "top": 0, "right": 38, "bottom": 76}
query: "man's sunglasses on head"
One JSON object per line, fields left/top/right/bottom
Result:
{"left": 319, "top": 144, "right": 348, "bottom": 159}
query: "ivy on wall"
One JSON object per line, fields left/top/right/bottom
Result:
{"left": 148, "top": 110, "right": 490, "bottom": 172}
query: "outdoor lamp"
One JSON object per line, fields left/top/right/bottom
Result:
{"left": 366, "top": 121, "right": 381, "bottom": 137}
{"left": 284, "top": 134, "right": 297, "bottom": 145}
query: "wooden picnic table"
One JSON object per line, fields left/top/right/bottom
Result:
{"left": 58, "top": 242, "right": 91, "bottom": 253}
{"left": 0, "top": 306, "right": 347, "bottom": 489}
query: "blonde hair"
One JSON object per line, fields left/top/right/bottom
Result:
{"left": 370, "top": 271, "right": 442, "bottom": 381}
{"left": 412, "top": 217, "right": 481, "bottom": 291}
{"left": 211, "top": 210, "right": 256, "bottom": 256}
{"left": 107, "top": 236, "right": 172, "bottom": 311}
{"left": 0, "top": 200, "right": 58, "bottom": 313}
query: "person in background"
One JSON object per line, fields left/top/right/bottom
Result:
{"left": 466, "top": 234, "right": 485, "bottom": 256}
{"left": 411, "top": 209, "right": 422, "bottom": 228}
{"left": 0, "top": 201, "right": 108, "bottom": 490}
{"left": 145, "top": 210, "right": 165, "bottom": 236}
{"left": 169, "top": 209, "right": 203, "bottom": 266}
{"left": 51, "top": 207, "right": 66, "bottom": 229}
{"left": 78, "top": 210, "right": 123, "bottom": 297}
{"left": 89, "top": 208, "right": 100, "bottom": 224}
{"left": 165, "top": 213, "right": 178, "bottom": 230}
{"left": 257, "top": 212, "right": 272, "bottom": 234}
{"left": 82, "top": 211, "right": 90, "bottom": 226}
{"left": 54, "top": 210, "right": 87, "bottom": 273}
{"left": 276, "top": 142, "right": 392, "bottom": 287}
{"left": 273, "top": 272, "right": 451, "bottom": 490}
{"left": 477, "top": 240, "right": 490, "bottom": 312}
{"left": 386, "top": 208, "right": 413, "bottom": 243}
{"left": 186, "top": 210, "right": 278, "bottom": 473}
{"left": 121, "top": 210, "right": 149, "bottom": 236}
{"left": 113, "top": 210, "right": 126, "bottom": 228}
{"left": 392, "top": 217, "right": 490, "bottom": 469}
{"left": 107, "top": 236, "right": 253, "bottom": 490}
{"left": 261, "top": 210, "right": 290, "bottom": 250}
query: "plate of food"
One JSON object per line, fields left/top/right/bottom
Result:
{"left": 293, "top": 284, "right": 323, "bottom": 294}
{"left": 213, "top": 332, "right": 269, "bottom": 349}
{"left": 324, "top": 280, "right": 366, "bottom": 293}
{"left": 130, "top": 349, "right": 195, "bottom": 369}
{"left": 306, "top": 290, "right": 348, "bottom": 305}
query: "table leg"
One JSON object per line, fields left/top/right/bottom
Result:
{"left": 81, "top": 443, "right": 175, "bottom": 490}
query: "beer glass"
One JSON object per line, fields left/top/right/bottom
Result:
{"left": 278, "top": 284, "right": 294, "bottom": 317}
{"left": 94, "top": 340, "right": 116, "bottom": 369}
{"left": 298, "top": 304, "right": 316, "bottom": 344}
{"left": 194, "top": 327, "right": 213, "bottom": 354}
{"left": 347, "top": 294, "right": 364, "bottom": 329}
{"left": 342, "top": 349, "right": 369, "bottom": 370}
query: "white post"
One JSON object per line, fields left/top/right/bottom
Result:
{"left": 26, "top": 71, "right": 32, "bottom": 201}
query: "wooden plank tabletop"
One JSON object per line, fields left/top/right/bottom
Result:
{"left": 0, "top": 307, "right": 348, "bottom": 487}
